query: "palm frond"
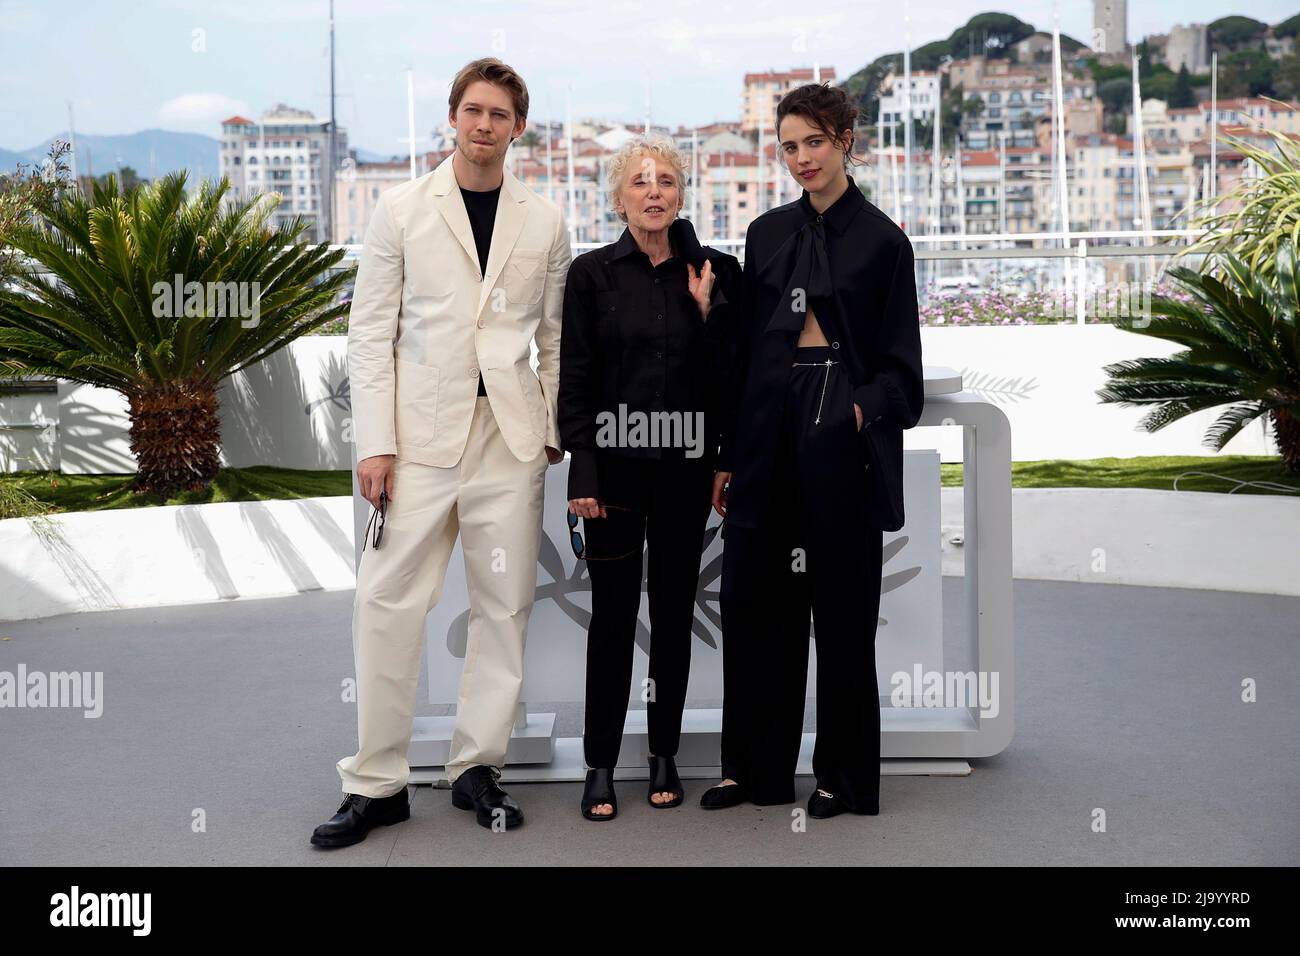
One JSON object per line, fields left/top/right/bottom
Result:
{"left": 1103, "top": 235, "right": 1300, "bottom": 465}
{"left": 0, "top": 171, "right": 356, "bottom": 392}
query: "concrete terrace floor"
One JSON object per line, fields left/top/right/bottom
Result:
{"left": 1, "top": 578, "right": 1297, "bottom": 867}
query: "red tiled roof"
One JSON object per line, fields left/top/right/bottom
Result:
{"left": 1198, "top": 97, "right": 1292, "bottom": 110}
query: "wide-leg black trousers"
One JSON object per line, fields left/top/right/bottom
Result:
{"left": 719, "top": 345, "right": 884, "bottom": 813}
{"left": 582, "top": 451, "right": 715, "bottom": 769}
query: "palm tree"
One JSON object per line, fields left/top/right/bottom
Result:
{"left": 0, "top": 171, "right": 355, "bottom": 498}
{"left": 1190, "top": 130, "right": 1300, "bottom": 277}
{"left": 1097, "top": 246, "right": 1300, "bottom": 472}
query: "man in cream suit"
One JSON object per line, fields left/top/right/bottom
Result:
{"left": 312, "top": 58, "right": 569, "bottom": 846}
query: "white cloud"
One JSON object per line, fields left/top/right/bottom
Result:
{"left": 156, "top": 92, "right": 252, "bottom": 131}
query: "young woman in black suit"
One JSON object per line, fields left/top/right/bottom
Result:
{"left": 703, "top": 83, "right": 925, "bottom": 818}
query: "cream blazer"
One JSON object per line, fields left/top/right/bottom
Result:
{"left": 347, "top": 153, "right": 570, "bottom": 466}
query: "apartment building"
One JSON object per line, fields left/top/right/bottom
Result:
{"left": 741, "top": 67, "right": 836, "bottom": 134}
{"left": 333, "top": 154, "right": 440, "bottom": 245}
{"left": 219, "top": 104, "right": 348, "bottom": 243}
{"left": 964, "top": 76, "right": 1097, "bottom": 149}
{"left": 878, "top": 70, "right": 941, "bottom": 126}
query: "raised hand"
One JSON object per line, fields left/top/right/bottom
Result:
{"left": 686, "top": 260, "right": 715, "bottom": 320}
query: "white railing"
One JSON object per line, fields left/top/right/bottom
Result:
{"left": 5, "top": 231, "right": 1208, "bottom": 332}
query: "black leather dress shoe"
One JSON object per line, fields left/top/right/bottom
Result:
{"left": 451, "top": 765, "right": 523, "bottom": 829}
{"left": 647, "top": 755, "right": 684, "bottom": 808}
{"left": 310, "top": 787, "right": 410, "bottom": 848}
{"left": 699, "top": 780, "right": 749, "bottom": 810}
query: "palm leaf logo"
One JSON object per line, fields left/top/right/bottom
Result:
{"left": 443, "top": 518, "right": 919, "bottom": 656}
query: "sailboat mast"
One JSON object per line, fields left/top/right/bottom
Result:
{"left": 327, "top": 0, "right": 337, "bottom": 244}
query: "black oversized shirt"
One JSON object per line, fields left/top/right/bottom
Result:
{"left": 721, "top": 182, "right": 925, "bottom": 531}
{"left": 558, "top": 216, "right": 742, "bottom": 502}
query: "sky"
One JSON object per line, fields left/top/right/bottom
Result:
{"left": 2, "top": 0, "right": 1297, "bottom": 153}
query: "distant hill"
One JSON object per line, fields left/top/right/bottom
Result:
{"left": 0, "top": 146, "right": 29, "bottom": 171}
{"left": 841, "top": 11, "right": 1086, "bottom": 122}
{"left": 2, "top": 129, "right": 398, "bottom": 185}
{"left": 1, "top": 128, "right": 221, "bottom": 184}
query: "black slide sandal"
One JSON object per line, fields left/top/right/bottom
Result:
{"left": 581, "top": 768, "right": 618, "bottom": 821}
{"left": 647, "top": 755, "right": 684, "bottom": 808}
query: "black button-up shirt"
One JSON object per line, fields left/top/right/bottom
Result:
{"left": 558, "top": 216, "right": 742, "bottom": 502}
{"left": 721, "top": 182, "right": 925, "bottom": 530}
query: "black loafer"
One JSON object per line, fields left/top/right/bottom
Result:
{"left": 310, "top": 787, "right": 410, "bottom": 848}
{"left": 699, "top": 780, "right": 748, "bottom": 810}
{"left": 808, "top": 788, "right": 850, "bottom": 819}
{"left": 647, "top": 754, "right": 684, "bottom": 808}
{"left": 581, "top": 768, "right": 618, "bottom": 821}
{"left": 451, "top": 765, "right": 523, "bottom": 829}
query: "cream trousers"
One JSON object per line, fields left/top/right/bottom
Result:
{"left": 336, "top": 396, "right": 548, "bottom": 796}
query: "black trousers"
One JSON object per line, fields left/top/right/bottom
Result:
{"left": 582, "top": 451, "right": 715, "bottom": 768}
{"left": 719, "top": 345, "right": 884, "bottom": 813}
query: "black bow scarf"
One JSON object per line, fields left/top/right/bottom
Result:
{"left": 758, "top": 216, "right": 834, "bottom": 333}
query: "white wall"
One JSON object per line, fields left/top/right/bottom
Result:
{"left": 43, "top": 336, "right": 353, "bottom": 474}
{"left": 0, "top": 496, "right": 356, "bottom": 620}
{"left": 3, "top": 480, "right": 1296, "bottom": 622}
{"left": 0, "top": 389, "right": 58, "bottom": 472}
{"left": 912, "top": 324, "right": 1276, "bottom": 462}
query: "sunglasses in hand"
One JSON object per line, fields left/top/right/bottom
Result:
{"left": 566, "top": 503, "right": 637, "bottom": 561}
{"left": 362, "top": 489, "right": 388, "bottom": 551}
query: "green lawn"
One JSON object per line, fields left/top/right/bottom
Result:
{"left": 941, "top": 455, "right": 1300, "bottom": 495}
{"left": 0, "top": 456, "right": 1295, "bottom": 518}
{"left": 0, "top": 466, "right": 352, "bottom": 517}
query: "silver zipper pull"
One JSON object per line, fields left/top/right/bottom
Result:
{"left": 814, "top": 359, "right": 832, "bottom": 425}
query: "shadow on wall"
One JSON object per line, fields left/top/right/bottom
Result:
{"left": 238, "top": 501, "right": 323, "bottom": 593}
{"left": 295, "top": 497, "right": 355, "bottom": 571}
{"left": 0, "top": 387, "right": 59, "bottom": 472}
{"left": 47, "top": 338, "right": 352, "bottom": 475}
{"left": 175, "top": 507, "right": 239, "bottom": 601}
{"left": 178, "top": 499, "right": 355, "bottom": 603}
{"left": 220, "top": 338, "right": 351, "bottom": 471}
{"left": 57, "top": 388, "right": 137, "bottom": 475}
{"left": 7, "top": 514, "right": 120, "bottom": 616}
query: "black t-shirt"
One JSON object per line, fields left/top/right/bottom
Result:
{"left": 460, "top": 184, "right": 501, "bottom": 396}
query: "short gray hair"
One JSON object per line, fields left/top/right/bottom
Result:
{"left": 605, "top": 136, "right": 690, "bottom": 223}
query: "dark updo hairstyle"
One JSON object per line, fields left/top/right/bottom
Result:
{"left": 775, "top": 83, "right": 865, "bottom": 171}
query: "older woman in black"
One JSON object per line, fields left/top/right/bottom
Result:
{"left": 558, "top": 137, "right": 741, "bottom": 820}
{"left": 702, "top": 84, "right": 925, "bottom": 817}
